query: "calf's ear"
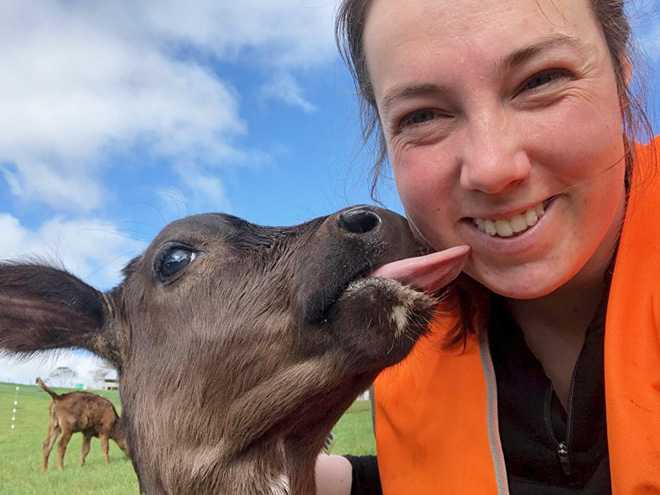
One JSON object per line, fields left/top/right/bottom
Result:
{"left": 0, "top": 263, "right": 122, "bottom": 368}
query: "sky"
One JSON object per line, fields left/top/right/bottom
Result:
{"left": 0, "top": 0, "right": 659, "bottom": 387}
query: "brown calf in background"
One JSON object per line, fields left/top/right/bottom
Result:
{"left": 36, "top": 377, "right": 129, "bottom": 471}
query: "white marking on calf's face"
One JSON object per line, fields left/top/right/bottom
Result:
{"left": 341, "top": 277, "right": 433, "bottom": 340}
{"left": 390, "top": 303, "right": 409, "bottom": 337}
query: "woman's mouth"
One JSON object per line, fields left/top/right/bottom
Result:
{"left": 470, "top": 199, "right": 552, "bottom": 238}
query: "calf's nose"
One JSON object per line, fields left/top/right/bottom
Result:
{"left": 337, "top": 206, "right": 381, "bottom": 234}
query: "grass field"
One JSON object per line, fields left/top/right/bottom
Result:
{"left": 0, "top": 381, "right": 375, "bottom": 494}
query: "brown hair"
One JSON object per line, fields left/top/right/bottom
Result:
{"left": 335, "top": 0, "right": 655, "bottom": 346}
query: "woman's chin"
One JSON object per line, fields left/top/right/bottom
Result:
{"left": 467, "top": 263, "right": 569, "bottom": 301}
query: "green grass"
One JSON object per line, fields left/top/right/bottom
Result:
{"left": 0, "top": 381, "right": 374, "bottom": 494}
{"left": 330, "top": 400, "right": 376, "bottom": 455}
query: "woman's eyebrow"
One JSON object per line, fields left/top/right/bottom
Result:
{"left": 497, "top": 34, "right": 589, "bottom": 73}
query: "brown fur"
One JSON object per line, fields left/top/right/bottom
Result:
{"left": 36, "top": 377, "right": 130, "bottom": 471}
{"left": 0, "top": 206, "right": 436, "bottom": 494}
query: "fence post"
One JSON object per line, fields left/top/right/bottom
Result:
{"left": 10, "top": 386, "right": 19, "bottom": 433}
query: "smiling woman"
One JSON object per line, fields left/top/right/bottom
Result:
{"left": 317, "top": 0, "right": 659, "bottom": 494}
{"left": 369, "top": 0, "right": 629, "bottom": 301}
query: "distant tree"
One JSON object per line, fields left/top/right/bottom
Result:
{"left": 91, "top": 361, "right": 114, "bottom": 389}
{"left": 47, "top": 366, "right": 78, "bottom": 387}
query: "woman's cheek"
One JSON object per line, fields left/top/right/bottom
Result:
{"left": 388, "top": 134, "right": 424, "bottom": 161}
{"left": 392, "top": 144, "right": 455, "bottom": 225}
{"left": 523, "top": 93, "right": 624, "bottom": 181}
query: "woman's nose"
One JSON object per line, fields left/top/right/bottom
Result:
{"left": 459, "top": 115, "right": 531, "bottom": 194}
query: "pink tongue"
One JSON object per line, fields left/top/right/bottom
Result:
{"left": 369, "top": 245, "right": 470, "bottom": 294}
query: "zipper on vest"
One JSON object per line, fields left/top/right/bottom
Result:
{"left": 544, "top": 351, "right": 583, "bottom": 476}
{"left": 479, "top": 332, "right": 510, "bottom": 494}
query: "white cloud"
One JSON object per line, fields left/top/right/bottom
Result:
{"left": 1, "top": 161, "right": 106, "bottom": 211}
{"left": 172, "top": 163, "right": 232, "bottom": 213}
{"left": 262, "top": 71, "right": 318, "bottom": 113}
{"left": 138, "top": 0, "right": 338, "bottom": 67}
{"left": 0, "top": 351, "right": 108, "bottom": 388}
{"left": 0, "top": 213, "right": 143, "bottom": 290}
{"left": 0, "top": 0, "right": 339, "bottom": 212}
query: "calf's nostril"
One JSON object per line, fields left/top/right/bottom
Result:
{"left": 337, "top": 208, "right": 382, "bottom": 234}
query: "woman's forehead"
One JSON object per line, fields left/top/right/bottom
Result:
{"left": 363, "top": 0, "right": 595, "bottom": 32}
{"left": 363, "top": 0, "right": 601, "bottom": 92}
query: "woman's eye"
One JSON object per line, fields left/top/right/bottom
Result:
{"left": 522, "top": 69, "right": 571, "bottom": 92}
{"left": 156, "top": 247, "right": 197, "bottom": 281}
{"left": 400, "top": 109, "right": 438, "bottom": 129}
{"left": 410, "top": 109, "right": 436, "bottom": 124}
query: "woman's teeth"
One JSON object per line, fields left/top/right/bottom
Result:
{"left": 473, "top": 203, "right": 546, "bottom": 238}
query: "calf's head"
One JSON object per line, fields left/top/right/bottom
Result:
{"left": 0, "top": 206, "right": 468, "bottom": 494}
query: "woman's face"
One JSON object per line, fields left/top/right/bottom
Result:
{"left": 364, "top": 0, "right": 627, "bottom": 299}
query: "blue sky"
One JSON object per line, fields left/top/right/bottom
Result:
{"left": 1, "top": 0, "right": 659, "bottom": 386}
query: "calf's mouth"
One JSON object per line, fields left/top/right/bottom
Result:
{"left": 304, "top": 206, "right": 470, "bottom": 323}
{"left": 296, "top": 206, "right": 470, "bottom": 368}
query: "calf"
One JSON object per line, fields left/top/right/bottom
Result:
{"left": 0, "top": 206, "right": 468, "bottom": 494}
{"left": 36, "top": 377, "right": 130, "bottom": 471}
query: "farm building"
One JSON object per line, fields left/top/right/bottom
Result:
{"left": 103, "top": 371, "right": 119, "bottom": 391}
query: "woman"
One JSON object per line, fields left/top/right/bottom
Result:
{"left": 317, "top": 0, "right": 659, "bottom": 493}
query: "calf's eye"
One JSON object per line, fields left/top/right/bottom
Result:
{"left": 155, "top": 246, "right": 197, "bottom": 281}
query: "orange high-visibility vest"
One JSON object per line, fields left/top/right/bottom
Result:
{"left": 375, "top": 137, "right": 660, "bottom": 494}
